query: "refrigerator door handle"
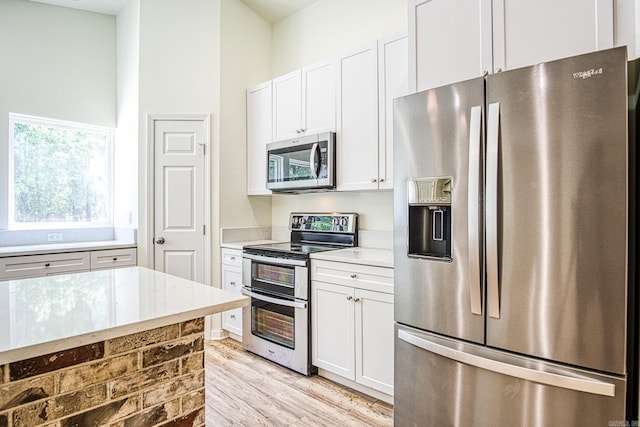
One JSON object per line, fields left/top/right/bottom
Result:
{"left": 398, "top": 329, "right": 616, "bottom": 397}
{"left": 486, "top": 102, "right": 500, "bottom": 319}
{"left": 468, "top": 105, "right": 482, "bottom": 315}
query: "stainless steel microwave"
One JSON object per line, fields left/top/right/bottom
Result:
{"left": 266, "top": 132, "right": 336, "bottom": 192}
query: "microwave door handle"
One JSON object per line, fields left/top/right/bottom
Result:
{"left": 309, "top": 142, "right": 319, "bottom": 179}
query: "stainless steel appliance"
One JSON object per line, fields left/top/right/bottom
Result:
{"left": 242, "top": 213, "right": 357, "bottom": 375}
{"left": 266, "top": 132, "right": 335, "bottom": 192}
{"left": 393, "top": 46, "right": 638, "bottom": 425}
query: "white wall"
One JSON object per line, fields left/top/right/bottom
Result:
{"left": 269, "top": 0, "right": 407, "bottom": 233}
{"left": 272, "top": 0, "right": 407, "bottom": 76}
{"left": 0, "top": 0, "right": 116, "bottom": 228}
{"left": 115, "top": 0, "right": 140, "bottom": 229}
{"left": 136, "top": 0, "right": 221, "bottom": 268}
{"left": 219, "top": 0, "right": 273, "bottom": 231}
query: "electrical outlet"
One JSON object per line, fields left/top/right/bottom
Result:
{"left": 47, "top": 232, "right": 64, "bottom": 242}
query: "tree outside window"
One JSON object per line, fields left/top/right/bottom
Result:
{"left": 9, "top": 114, "right": 113, "bottom": 228}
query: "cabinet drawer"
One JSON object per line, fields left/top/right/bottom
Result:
{"left": 222, "top": 308, "right": 243, "bottom": 337}
{"left": 90, "top": 248, "right": 137, "bottom": 270}
{"left": 222, "top": 267, "right": 242, "bottom": 294}
{"left": 311, "top": 260, "right": 394, "bottom": 294}
{"left": 221, "top": 248, "right": 243, "bottom": 267}
{"left": 0, "top": 252, "right": 90, "bottom": 279}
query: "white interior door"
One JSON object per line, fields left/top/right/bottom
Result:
{"left": 153, "top": 118, "right": 208, "bottom": 283}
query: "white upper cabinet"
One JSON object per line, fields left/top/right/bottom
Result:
{"left": 492, "top": 0, "right": 614, "bottom": 71}
{"left": 302, "top": 61, "right": 336, "bottom": 135}
{"left": 378, "top": 33, "right": 408, "bottom": 190}
{"left": 272, "top": 70, "right": 302, "bottom": 141}
{"left": 246, "top": 81, "right": 272, "bottom": 196}
{"left": 337, "top": 36, "right": 407, "bottom": 192}
{"left": 272, "top": 61, "right": 335, "bottom": 142}
{"left": 409, "top": 0, "right": 492, "bottom": 92}
{"left": 336, "top": 42, "right": 380, "bottom": 191}
{"left": 410, "top": 0, "right": 615, "bottom": 92}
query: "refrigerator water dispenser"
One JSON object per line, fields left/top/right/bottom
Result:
{"left": 407, "top": 177, "right": 452, "bottom": 261}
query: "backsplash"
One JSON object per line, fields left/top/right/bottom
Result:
{"left": 220, "top": 226, "right": 271, "bottom": 244}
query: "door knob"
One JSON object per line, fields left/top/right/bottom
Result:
{"left": 155, "top": 237, "right": 165, "bottom": 244}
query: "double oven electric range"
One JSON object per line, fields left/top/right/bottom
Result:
{"left": 242, "top": 213, "right": 358, "bottom": 375}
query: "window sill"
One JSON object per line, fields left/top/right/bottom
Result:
{"left": 0, "top": 240, "right": 136, "bottom": 257}
{"left": 0, "top": 227, "right": 136, "bottom": 257}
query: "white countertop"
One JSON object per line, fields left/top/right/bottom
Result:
{"left": 0, "top": 267, "right": 248, "bottom": 365}
{"left": 310, "top": 247, "right": 394, "bottom": 268}
{"left": 0, "top": 240, "right": 136, "bottom": 257}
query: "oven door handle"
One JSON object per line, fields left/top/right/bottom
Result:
{"left": 241, "top": 288, "right": 308, "bottom": 309}
{"left": 242, "top": 253, "right": 308, "bottom": 267}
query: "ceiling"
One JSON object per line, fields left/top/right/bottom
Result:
{"left": 27, "top": 0, "right": 319, "bottom": 22}
{"left": 239, "top": 0, "right": 319, "bottom": 23}
{"left": 28, "top": 0, "right": 129, "bottom": 15}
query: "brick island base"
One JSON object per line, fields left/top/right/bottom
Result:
{"left": 0, "top": 317, "right": 206, "bottom": 427}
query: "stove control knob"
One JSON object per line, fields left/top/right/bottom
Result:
{"left": 332, "top": 218, "right": 339, "bottom": 225}
{"left": 300, "top": 218, "right": 306, "bottom": 225}
{"left": 340, "top": 217, "right": 348, "bottom": 226}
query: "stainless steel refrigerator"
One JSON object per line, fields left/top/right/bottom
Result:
{"left": 393, "top": 46, "right": 638, "bottom": 425}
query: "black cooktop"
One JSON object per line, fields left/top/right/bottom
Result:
{"left": 243, "top": 213, "right": 358, "bottom": 259}
{"left": 244, "top": 241, "right": 343, "bottom": 255}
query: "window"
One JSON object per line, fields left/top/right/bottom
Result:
{"left": 8, "top": 114, "right": 114, "bottom": 229}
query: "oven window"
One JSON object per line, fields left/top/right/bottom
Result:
{"left": 251, "top": 299, "right": 295, "bottom": 349}
{"left": 251, "top": 262, "right": 295, "bottom": 296}
{"left": 257, "top": 263, "right": 294, "bottom": 286}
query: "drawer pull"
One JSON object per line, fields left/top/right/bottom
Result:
{"left": 113, "top": 257, "right": 118, "bottom": 261}
{"left": 230, "top": 281, "right": 236, "bottom": 286}
{"left": 44, "top": 263, "right": 51, "bottom": 267}
{"left": 230, "top": 314, "right": 236, "bottom": 319}
{"left": 350, "top": 274, "right": 357, "bottom": 279}
{"left": 230, "top": 256, "right": 236, "bottom": 261}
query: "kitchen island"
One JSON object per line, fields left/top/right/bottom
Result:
{"left": 0, "top": 266, "right": 248, "bottom": 426}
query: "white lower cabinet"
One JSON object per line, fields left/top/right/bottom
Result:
{"left": 0, "top": 247, "right": 137, "bottom": 280}
{"left": 0, "top": 252, "right": 90, "bottom": 280}
{"left": 90, "top": 248, "right": 137, "bottom": 270}
{"left": 311, "top": 260, "right": 394, "bottom": 397}
{"left": 221, "top": 248, "right": 243, "bottom": 339}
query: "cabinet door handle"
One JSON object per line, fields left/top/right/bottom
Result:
{"left": 113, "top": 257, "right": 118, "bottom": 261}
{"left": 354, "top": 297, "right": 361, "bottom": 302}
{"left": 230, "top": 256, "right": 236, "bottom": 261}
{"left": 379, "top": 178, "right": 384, "bottom": 182}
{"left": 350, "top": 274, "right": 357, "bottom": 279}
{"left": 346, "top": 295, "right": 353, "bottom": 301}
{"left": 44, "top": 263, "right": 51, "bottom": 267}
{"left": 371, "top": 178, "right": 378, "bottom": 183}
{"left": 230, "top": 314, "right": 236, "bottom": 319}
{"left": 230, "top": 281, "right": 236, "bottom": 286}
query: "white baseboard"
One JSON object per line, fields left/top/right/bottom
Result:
{"left": 317, "top": 368, "right": 394, "bottom": 405}
{"left": 208, "top": 327, "right": 229, "bottom": 340}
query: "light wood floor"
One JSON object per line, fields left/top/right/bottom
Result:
{"left": 204, "top": 339, "right": 393, "bottom": 426}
